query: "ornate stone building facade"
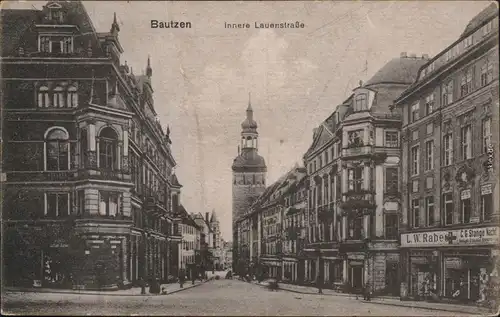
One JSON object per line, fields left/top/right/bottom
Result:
{"left": 397, "top": 4, "right": 499, "bottom": 303}
{"left": 1, "top": 1, "right": 182, "bottom": 289}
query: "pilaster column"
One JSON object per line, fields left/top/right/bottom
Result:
{"left": 363, "top": 214, "right": 370, "bottom": 239}
{"left": 364, "top": 164, "right": 371, "bottom": 191}
{"left": 121, "top": 236, "right": 128, "bottom": 283}
{"left": 123, "top": 130, "right": 129, "bottom": 157}
{"left": 342, "top": 168, "right": 348, "bottom": 194}
{"left": 343, "top": 259, "right": 348, "bottom": 283}
{"left": 342, "top": 215, "right": 347, "bottom": 240}
{"left": 88, "top": 123, "right": 96, "bottom": 151}
{"left": 257, "top": 215, "right": 261, "bottom": 257}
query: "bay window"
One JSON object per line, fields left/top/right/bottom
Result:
{"left": 98, "top": 127, "right": 118, "bottom": 169}
{"left": 347, "top": 167, "right": 363, "bottom": 192}
{"left": 347, "top": 130, "right": 363, "bottom": 147}
{"left": 99, "top": 192, "right": 120, "bottom": 217}
{"left": 347, "top": 214, "right": 363, "bottom": 240}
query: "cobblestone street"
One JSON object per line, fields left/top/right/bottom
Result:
{"left": 2, "top": 279, "right": 479, "bottom": 316}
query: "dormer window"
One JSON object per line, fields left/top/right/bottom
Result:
{"left": 354, "top": 94, "right": 367, "bottom": 111}
{"left": 39, "top": 36, "right": 73, "bottom": 54}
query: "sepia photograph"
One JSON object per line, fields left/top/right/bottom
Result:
{"left": 0, "top": 0, "right": 499, "bottom": 315}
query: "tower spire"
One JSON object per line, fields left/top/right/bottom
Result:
{"left": 111, "top": 12, "right": 120, "bottom": 35}
{"left": 146, "top": 55, "right": 152, "bottom": 77}
{"left": 246, "top": 92, "right": 253, "bottom": 121}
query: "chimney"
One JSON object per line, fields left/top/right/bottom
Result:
{"left": 205, "top": 212, "right": 209, "bottom": 223}
{"left": 410, "top": 53, "right": 417, "bottom": 59}
{"left": 400, "top": 52, "right": 407, "bottom": 58}
{"left": 422, "top": 54, "right": 429, "bottom": 59}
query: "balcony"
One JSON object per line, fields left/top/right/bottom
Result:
{"left": 341, "top": 190, "right": 376, "bottom": 211}
{"left": 342, "top": 145, "right": 372, "bottom": 159}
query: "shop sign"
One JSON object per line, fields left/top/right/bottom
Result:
{"left": 481, "top": 184, "right": 492, "bottom": 195}
{"left": 461, "top": 189, "right": 471, "bottom": 200}
{"left": 445, "top": 257, "right": 463, "bottom": 269}
{"left": 401, "top": 226, "right": 499, "bottom": 248}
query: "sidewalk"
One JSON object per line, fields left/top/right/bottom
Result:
{"left": 252, "top": 280, "right": 494, "bottom": 315}
{"left": 3, "top": 272, "right": 220, "bottom": 297}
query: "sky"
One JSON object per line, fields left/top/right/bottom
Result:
{"left": 3, "top": 0, "right": 493, "bottom": 241}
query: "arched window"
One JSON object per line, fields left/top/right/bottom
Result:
{"left": 53, "top": 86, "right": 65, "bottom": 107}
{"left": 354, "top": 94, "right": 367, "bottom": 111}
{"left": 38, "top": 86, "right": 50, "bottom": 107}
{"left": 99, "top": 127, "right": 118, "bottom": 169}
{"left": 246, "top": 136, "right": 252, "bottom": 148}
{"left": 67, "top": 85, "right": 78, "bottom": 107}
{"left": 45, "top": 127, "right": 69, "bottom": 171}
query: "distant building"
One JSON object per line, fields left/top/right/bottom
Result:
{"left": 396, "top": 4, "right": 499, "bottom": 302}
{"left": 232, "top": 96, "right": 267, "bottom": 272}
{"left": 179, "top": 205, "right": 201, "bottom": 274}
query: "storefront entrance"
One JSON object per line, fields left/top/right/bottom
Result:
{"left": 349, "top": 263, "right": 363, "bottom": 292}
{"left": 386, "top": 262, "right": 399, "bottom": 296}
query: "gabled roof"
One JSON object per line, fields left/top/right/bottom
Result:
{"left": 303, "top": 123, "right": 334, "bottom": 159}
{"left": 171, "top": 173, "right": 182, "bottom": 188}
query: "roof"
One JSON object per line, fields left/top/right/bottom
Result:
{"left": 232, "top": 148, "right": 267, "bottom": 171}
{"left": 0, "top": 9, "right": 40, "bottom": 56}
{"left": 171, "top": 173, "right": 182, "bottom": 187}
{"left": 460, "top": 3, "right": 498, "bottom": 38}
{"left": 364, "top": 57, "right": 427, "bottom": 86}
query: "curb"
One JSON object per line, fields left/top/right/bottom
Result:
{"left": 357, "top": 299, "right": 492, "bottom": 315}
{"left": 3, "top": 277, "right": 215, "bottom": 297}
{"left": 251, "top": 282, "right": 490, "bottom": 315}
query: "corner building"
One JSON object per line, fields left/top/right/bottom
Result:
{"left": 1, "top": 1, "right": 182, "bottom": 289}
{"left": 232, "top": 98, "right": 267, "bottom": 271}
{"left": 396, "top": 4, "right": 499, "bottom": 303}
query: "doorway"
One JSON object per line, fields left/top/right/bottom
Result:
{"left": 386, "top": 262, "right": 400, "bottom": 296}
{"left": 349, "top": 265, "right": 363, "bottom": 292}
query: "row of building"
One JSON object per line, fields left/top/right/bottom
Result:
{"left": 0, "top": 1, "right": 230, "bottom": 290}
{"left": 232, "top": 4, "right": 499, "bottom": 304}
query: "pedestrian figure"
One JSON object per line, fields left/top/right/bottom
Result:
{"left": 179, "top": 269, "right": 185, "bottom": 288}
{"left": 191, "top": 269, "right": 196, "bottom": 285}
{"left": 161, "top": 287, "right": 167, "bottom": 295}
{"left": 363, "top": 282, "right": 372, "bottom": 301}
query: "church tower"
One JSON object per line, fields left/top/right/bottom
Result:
{"left": 231, "top": 94, "right": 267, "bottom": 224}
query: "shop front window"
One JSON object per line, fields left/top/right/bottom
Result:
{"left": 347, "top": 214, "right": 363, "bottom": 240}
